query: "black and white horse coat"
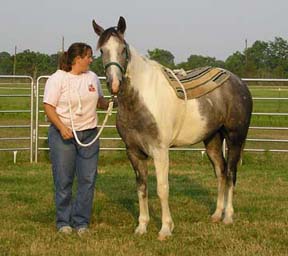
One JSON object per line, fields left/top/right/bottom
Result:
{"left": 93, "top": 17, "right": 253, "bottom": 240}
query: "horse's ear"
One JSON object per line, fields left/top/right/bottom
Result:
{"left": 117, "top": 16, "right": 126, "bottom": 34}
{"left": 92, "top": 20, "right": 104, "bottom": 36}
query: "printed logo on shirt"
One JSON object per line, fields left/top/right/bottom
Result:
{"left": 88, "top": 84, "right": 96, "bottom": 92}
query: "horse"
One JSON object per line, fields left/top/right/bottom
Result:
{"left": 92, "top": 16, "right": 253, "bottom": 240}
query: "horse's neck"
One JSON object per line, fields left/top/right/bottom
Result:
{"left": 126, "top": 48, "right": 160, "bottom": 90}
{"left": 120, "top": 47, "right": 174, "bottom": 121}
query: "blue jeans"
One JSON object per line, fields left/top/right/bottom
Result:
{"left": 48, "top": 125, "right": 99, "bottom": 230}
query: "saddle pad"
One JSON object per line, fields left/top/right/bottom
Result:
{"left": 163, "top": 66, "right": 230, "bottom": 100}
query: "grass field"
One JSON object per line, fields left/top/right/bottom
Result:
{"left": 0, "top": 151, "right": 287, "bottom": 255}
{"left": 0, "top": 78, "right": 288, "bottom": 255}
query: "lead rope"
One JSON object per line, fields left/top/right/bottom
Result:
{"left": 164, "top": 68, "right": 188, "bottom": 144}
{"left": 68, "top": 77, "right": 114, "bottom": 147}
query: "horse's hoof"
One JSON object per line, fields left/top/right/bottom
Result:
{"left": 158, "top": 227, "right": 172, "bottom": 241}
{"left": 211, "top": 214, "right": 222, "bottom": 223}
{"left": 158, "top": 234, "right": 169, "bottom": 241}
{"left": 223, "top": 217, "right": 233, "bottom": 225}
{"left": 134, "top": 225, "right": 147, "bottom": 235}
{"left": 158, "top": 232, "right": 172, "bottom": 241}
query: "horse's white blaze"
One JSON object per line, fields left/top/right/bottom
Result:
{"left": 104, "top": 37, "right": 123, "bottom": 93}
{"left": 104, "top": 37, "right": 120, "bottom": 67}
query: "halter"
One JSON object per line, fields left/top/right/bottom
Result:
{"left": 102, "top": 42, "right": 130, "bottom": 75}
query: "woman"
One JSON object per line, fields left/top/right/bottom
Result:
{"left": 44, "top": 42, "right": 108, "bottom": 235}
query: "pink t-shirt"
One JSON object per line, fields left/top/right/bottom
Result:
{"left": 43, "top": 70, "right": 103, "bottom": 131}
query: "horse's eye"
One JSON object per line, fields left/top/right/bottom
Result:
{"left": 100, "top": 49, "right": 103, "bottom": 55}
{"left": 122, "top": 47, "right": 126, "bottom": 56}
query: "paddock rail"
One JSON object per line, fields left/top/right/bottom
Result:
{"left": 34, "top": 76, "right": 288, "bottom": 162}
{"left": 0, "top": 75, "right": 287, "bottom": 163}
{"left": 0, "top": 75, "right": 34, "bottom": 162}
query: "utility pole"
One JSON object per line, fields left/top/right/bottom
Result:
{"left": 57, "top": 36, "right": 65, "bottom": 69}
{"left": 245, "top": 39, "right": 248, "bottom": 75}
{"left": 62, "top": 36, "right": 64, "bottom": 52}
{"left": 245, "top": 39, "right": 248, "bottom": 63}
{"left": 13, "top": 46, "right": 17, "bottom": 75}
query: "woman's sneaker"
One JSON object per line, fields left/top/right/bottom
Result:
{"left": 77, "top": 227, "right": 89, "bottom": 237}
{"left": 58, "top": 226, "right": 73, "bottom": 234}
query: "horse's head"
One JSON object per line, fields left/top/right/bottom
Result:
{"left": 92, "top": 16, "right": 129, "bottom": 95}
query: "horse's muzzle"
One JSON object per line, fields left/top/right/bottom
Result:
{"left": 107, "top": 78, "right": 121, "bottom": 95}
{"left": 112, "top": 79, "right": 120, "bottom": 94}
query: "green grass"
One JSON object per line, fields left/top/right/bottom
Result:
{"left": 0, "top": 151, "right": 287, "bottom": 255}
{"left": 1, "top": 81, "right": 288, "bottom": 255}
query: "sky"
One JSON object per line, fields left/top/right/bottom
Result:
{"left": 0, "top": 0, "right": 287, "bottom": 63}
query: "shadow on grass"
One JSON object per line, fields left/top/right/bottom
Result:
{"left": 170, "top": 173, "right": 216, "bottom": 215}
{"left": 96, "top": 164, "right": 216, "bottom": 230}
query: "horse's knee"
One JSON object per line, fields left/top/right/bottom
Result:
{"left": 157, "top": 184, "right": 169, "bottom": 199}
{"left": 137, "top": 183, "right": 147, "bottom": 198}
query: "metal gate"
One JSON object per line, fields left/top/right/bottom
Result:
{"left": 1, "top": 75, "right": 287, "bottom": 163}
{"left": 243, "top": 78, "right": 288, "bottom": 153}
{"left": 34, "top": 76, "right": 288, "bottom": 162}
{"left": 34, "top": 76, "right": 123, "bottom": 163}
{"left": 0, "top": 75, "right": 34, "bottom": 162}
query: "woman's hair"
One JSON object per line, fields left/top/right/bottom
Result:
{"left": 59, "top": 42, "right": 92, "bottom": 72}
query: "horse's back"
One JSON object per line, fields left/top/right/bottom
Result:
{"left": 173, "top": 71, "right": 252, "bottom": 146}
{"left": 198, "top": 71, "right": 252, "bottom": 136}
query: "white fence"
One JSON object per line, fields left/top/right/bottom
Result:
{"left": 0, "top": 75, "right": 34, "bottom": 162}
{"left": 0, "top": 75, "right": 288, "bottom": 163}
{"left": 243, "top": 78, "right": 288, "bottom": 153}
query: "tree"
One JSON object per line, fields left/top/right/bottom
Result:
{"left": 50, "top": 53, "right": 60, "bottom": 71}
{"left": 267, "top": 37, "right": 288, "bottom": 77}
{"left": 15, "top": 50, "right": 57, "bottom": 78}
{"left": 177, "top": 54, "right": 224, "bottom": 70}
{"left": 0, "top": 52, "right": 13, "bottom": 75}
{"left": 240, "top": 37, "right": 288, "bottom": 78}
{"left": 244, "top": 40, "right": 269, "bottom": 77}
{"left": 225, "top": 51, "right": 246, "bottom": 77}
{"left": 1, "top": 36, "right": 287, "bottom": 78}
{"left": 147, "top": 48, "right": 175, "bottom": 68}
{"left": 90, "top": 56, "right": 105, "bottom": 76}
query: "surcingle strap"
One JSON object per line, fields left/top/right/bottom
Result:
{"left": 163, "top": 66, "right": 230, "bottom": 100}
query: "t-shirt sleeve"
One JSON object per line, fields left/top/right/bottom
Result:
{"left": 43, "top": 73, "right": 62, "bottom": 107}
{"left": 93, "top": 73, "right": 104, "bottom": 97}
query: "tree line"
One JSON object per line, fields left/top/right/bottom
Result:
{"left": 0, "top": 37, "right": 287, "bottom": 79}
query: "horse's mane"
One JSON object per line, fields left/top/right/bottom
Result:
{"left": 97, "top": 27, "right": 125, "bottom": 49}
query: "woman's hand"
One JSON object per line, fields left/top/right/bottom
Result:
{"left": 59, "top": 126, "right": 74, "bottom": 140}
{"left": 97, "top": 96, "right": 109, "bottom": 110}
{"left": 44, "top": 103, "right": 74, "bottom": 140}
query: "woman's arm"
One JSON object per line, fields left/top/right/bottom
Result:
{"left": 44, "top": 103, "right": 74, "bottom": 140}
{"left": 97, "top": 96, "right": 109, "bottom": 110}
{"left": 97, "top": 96, "right": 118, "bottom": 110}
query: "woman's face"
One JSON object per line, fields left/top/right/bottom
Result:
{"left": 75, "top": 49, "right": 93, "bottom": 72}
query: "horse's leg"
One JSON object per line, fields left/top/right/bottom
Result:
{"left": 223, "top": 132, "right": 244, "bottom": 224}
{"left": 127, "top": 148, "right": 149, "bottom": 235}
{"left": 153, "top": 148, "right": 174, "bottom": 240}
{"left": 204, "top": 132, "right": 227, "bottom": 223}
